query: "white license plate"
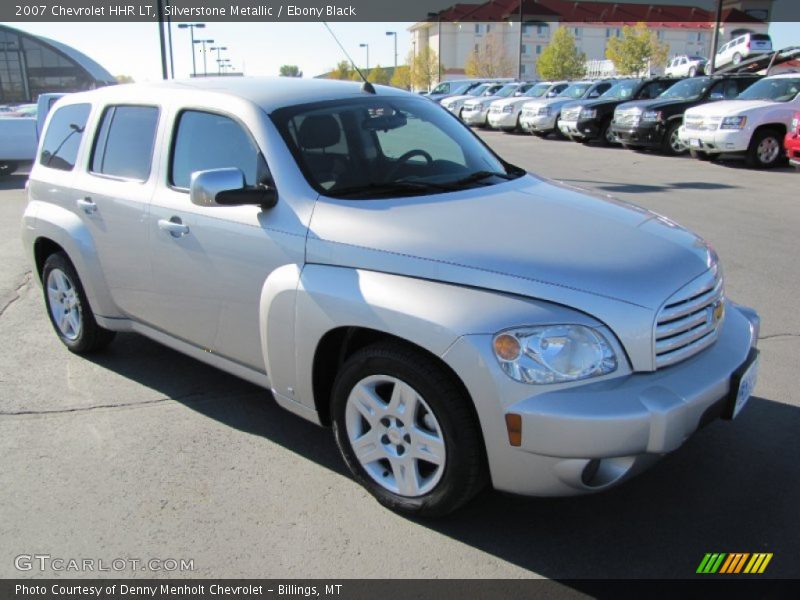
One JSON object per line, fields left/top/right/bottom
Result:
{"left": 689, "top": 138, "right": 702, "bottom": 148}
{"left": 732, "top": 356, "right": 759, "bottom": 419}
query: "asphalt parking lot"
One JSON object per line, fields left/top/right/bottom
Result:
{"left": 1, "top": 132, "right": 798, "bottom": 581}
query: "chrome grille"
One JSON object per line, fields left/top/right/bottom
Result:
{"left": 561, "top": 106, "right": 581, "bottom": 121}
{"left": 614, "top": 109, "right": 641, "bottom": 127}
{"left": 654, "top": 267, "right": 725, "bottom": 369}
{"left": 489, "top": 105, "right": 503, "bottom": 114}
{"left": 684, "top": 115, "right": 722, "bottom": 131}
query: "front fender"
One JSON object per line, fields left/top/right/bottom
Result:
{"left": 24, "top": 200, "right": 119, "bottom": 318}
{"left": 285, "top": 264, "right": 605, "bottom": 413}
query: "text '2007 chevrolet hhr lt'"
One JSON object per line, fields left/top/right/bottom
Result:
{"left": 22, "top": 78, "right": 760, "bottom": 516}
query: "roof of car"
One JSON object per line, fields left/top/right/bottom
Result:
{"left": 74, "top": 77, "right": 415, "bottom": 112}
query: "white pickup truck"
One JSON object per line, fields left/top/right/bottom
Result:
{"left": 0, "top": 94, "right": 63, "bottom": 178}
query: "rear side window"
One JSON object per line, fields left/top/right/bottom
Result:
{"left": 751, "top": 34, "right": 771, "bottom": 42}
{"left": 91, "top": 105, "right": 159, "bottom": 181}
{"left": 39, "top": 103, "right": 91, "bottom": 171}
{"left": 170, "top": 110, "right": 266, "bottom": 189}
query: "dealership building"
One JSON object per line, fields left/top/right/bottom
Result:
{"left": 0, "top": 24, "right": 116, "bottom": 104}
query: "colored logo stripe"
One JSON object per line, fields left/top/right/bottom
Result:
{"left": 697, "top": 553, "right": 773, "bottom": 574}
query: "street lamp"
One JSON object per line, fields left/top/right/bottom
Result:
{"left": 359, "top": 43, "right": 369, "bottom": 71}
{"left": 177, "top": 22, "right": 205, "bottom": 77}
{"left": 385, "top": 31, "right": 397, "bottom": 71}
{"left": 193, "top": 39, "right": 215, "bottom": 76}
{"left": 217, "top": 59, "right": 232, "bottom": 75}
{"left": 210, "top": 46, "right": 228, "bottom": 75}
{"left": 427, "top": 11, "right": 442, "bottom": 83}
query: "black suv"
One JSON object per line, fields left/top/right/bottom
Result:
{"left": 611, "top": 74, "right": 762, "bottom": 155}
{"left": 558, "top": 77, "right": 683, "bottom": 145}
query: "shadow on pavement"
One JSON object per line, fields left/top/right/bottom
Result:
{"left": 87, "top": 332, "right": 798, "bottom": 579}
{"left": 0, "top": 173, "right": 27, "bottom": 191}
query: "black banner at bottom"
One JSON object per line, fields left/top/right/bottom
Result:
{"left": 2, "top": 579, "right": 800, "bottom": 600}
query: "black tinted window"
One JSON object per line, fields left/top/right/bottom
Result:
{"left": 39, "top": 103, "right": 91, "bottom": 171}
{"left": 91, "top": 105, "right": 159, "bottom": 181}
{"left": 171, "top": 111, "right": 264, "bottom": 189}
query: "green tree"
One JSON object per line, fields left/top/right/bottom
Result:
{"left": 368, "top": 64, "right": 391, "bottom": 85}
{"left": 537, "top": 28, "right": 586, "bottom": 80}
{"left": 279, "top": 65, "right": 303, "bottom": 77}
{"left": 329, "top": 60, "right": 351, "bottom": 80}
{"left": 606, "top": 22, "right": 670, "bottom": 76}
{"left": 115, "top": 75, "right": 135, "bottom": 83}
{"left": 410, "top": 47, "right": 443, "bottom": 91}
{"left": 464, "top": 33, "right": 515, "bottom": 78}
{"left": 390, "top": 65, "right": 411, "bottom": 90}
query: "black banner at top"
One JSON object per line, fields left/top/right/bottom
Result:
{"left": 2, "top": 0, "right": 800, "bottom": 23}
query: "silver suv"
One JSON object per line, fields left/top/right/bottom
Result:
{"left": 23, "top": 78, "right": 760, "bottom": 516}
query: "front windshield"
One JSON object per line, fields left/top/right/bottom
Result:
{"left": 469, "top": 84, "right": 491, "bottom": 96}
{"left": 513, "top": 83, "right": 535, "bottom": 96}
{"left": 450, "top": 83, "right": 475, "bottom": 96}
{"left": 737, "top": 78, "right": 800, "bottom": 102}
{"left": 524, "top": 83, "right": 552, "bottom": 98}
{"left": 559, "top": 83, "right": 592, "bottom": 99}
{"left": 272, "top": 96, "right": 523, "bottom": 199}
{"left": 602, "top": 80, "right": 641, "bottom": 99}
{"left": 659, "top": 77, "right": 712, "bottom": 100}
{"left": 495, "top": 84, "right": 519, "bottom": 97}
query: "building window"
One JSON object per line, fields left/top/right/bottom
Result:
{"left": 474, "top": 44, "right": 479, "bottom": 54}
{"left": 606, "top": 28, "right": 621, "bottom": 39}
{"left": 537, "top": 23, "right": 549, "bottom": 36}
{"left": 522, "top": 23, "right": 533, "bottom": 36}
{"left": 657, "top": 30, "right": 665, "bottom": 41}
{"left": 572, "top": 27, "right": 582, "bottom": 38}
{"left": 536, "top": 45, "right": 543, "bottom": 55}
{"left": 474, "top": 24, "right": 481, "bottom": 34}
{"left": 521, "top": 44, "right": 529, "bottom": 56}
{"left": 486, "top": 24, "right": 491, "bottom": 34}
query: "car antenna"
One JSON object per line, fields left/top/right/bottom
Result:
{"left": 322, "top": 22, "right": 376, "bottom": 94}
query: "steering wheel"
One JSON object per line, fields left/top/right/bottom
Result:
{"left": 384, "top": 149, "right": 434, "bottom": 182}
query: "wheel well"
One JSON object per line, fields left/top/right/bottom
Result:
{"left": 311, "top": 326, "right": 474, "bottom": 429}
{"left": 755, "top": 123, "right": 787, "bottom": 138}
{"left": 33, "top": 238, "right": 65, "bottom": 282}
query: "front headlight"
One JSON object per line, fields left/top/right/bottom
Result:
{"left": 642, "top": 110, "right": 663, "bottom": 122}
{"left": 492, "top": 325, "right": 618, "bottom": 384}
{"left": 580, "top": 108, "right": 597, "bottom": 119}
{"left": 502, "top": 105, "right": 514, "bottom": 113}
{"left": 720, "top": 116, "right": 747, "bottom": 130}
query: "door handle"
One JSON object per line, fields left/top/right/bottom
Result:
{"left": 158, "top": 217, "right": 190, "bottom": 238}
{"left": 76, "top": 197, "right": 97, "bottom": 214}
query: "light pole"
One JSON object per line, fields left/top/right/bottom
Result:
{"left": 210, "top": 46, "right": 228, "bottom": 75}
{"left": 217, "top": 59, "right": 231, "bottom": 75}
{"left": 385, "top": 31, "right": 397, "bottom": 71}
{"left": 427, "top": 11, "right": 442, "bottom": 83}
{"left": 194, "top": 39, "right": 215, "bottom": 76}
{"left": 177, "top": 23, "right": 205, "bottom": 77}
{"left": 708, "top": 0, "right": 724, "bottom": 74}
{"left": 359, "top": 43, "right": 369, "bottom": 71}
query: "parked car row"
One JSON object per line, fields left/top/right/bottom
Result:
{"left": 451, "top": 71, "right": 800, "bottom": 170}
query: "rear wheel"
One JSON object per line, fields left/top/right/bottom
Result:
{"left": 598, "top": 119, "right": 616, "bottom": 146}
{"left": 331, "top": 341, "right": 486, "bottom": 517}
{"left": 732, "top": 52, "right": 743, "bottom": 65}
{"left": 42, "top": 252, "right": 116, "bottom": 353}
{"left": 662, "top": 121, "right": 687, "bottom": 156}
{"left": 688, "top": 66, "right": 697, "bottom": 77}
{"left": 746, "top": 129, "right": 784, "bottom": 169}
{"left": 554, "top": 116, "right": 567, "bottom": 140}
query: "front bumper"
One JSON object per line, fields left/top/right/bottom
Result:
{"left": 558, "top": 118, "right": 601, "bottom": 140}
{"left": 520, "top": 113, "right": 557, "bottom": 133}
{"left": 785, "top": 132, "right": 800, "bottom": 167}
{"left": 612, "top": 122, "right": 665, "bottom": 148}
{"left": 442, "top": 302, "right": 759, "bottom": 496}
{"left": 462, "top": 107, "right": 488, "bottom": 125}
{"left": 679, "top": 125, "right": 751, "bottom": 155}
{"left": 487, "top": 111, "right": 518, "bottom": 129}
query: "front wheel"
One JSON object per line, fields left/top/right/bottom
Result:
{"left": 331, "top": 341, "right": 487, "bottom": 517}
{"left": 746, "top": 129, "right": 785, "bottom": 169}
{"left": 42, "top": 252, "right": 116, "bottom": 353}
{"left": 663, "top": 121, "right": 687, "bottom": 156}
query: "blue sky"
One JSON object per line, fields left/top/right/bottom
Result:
{"left": 7, "top": 20, "right": 798, "bottom": 83}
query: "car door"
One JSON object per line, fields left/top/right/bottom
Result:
{"left": 145, "top": 108, "right": 303, "bottom": 371}
{"left": 75, "top": 104, "right": 162, "bottom": 318}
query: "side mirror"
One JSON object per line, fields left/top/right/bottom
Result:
{"left": 588, "top": 91, "right": 600, "bottom": 98}
{"left": 709, "top": 92, "right": 725, "bottom": 101}
{"left": 190, "top": 168, "right": 277, "bottom": 209}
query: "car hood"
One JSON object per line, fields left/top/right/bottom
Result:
{"left": 442, "top": 94, "right": 473, "bottom": 105}
{"left": 466, "top": 95, "right": 503, "bottom": 106}
{"left": 523, "top": 96, "right": 577, "bottom": 109}
{"left": 307, "top": 173, "right": 713, "bottom": 306}
{"left": 492, "top": 96, "right": 541, "bottom": 108}
{"left": 686, "top": 99, "right": 778, "bottom": 117}
{"left": 617, "top": 98, "right": 697, "bottom": 112}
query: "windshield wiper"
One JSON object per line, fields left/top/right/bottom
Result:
{"left": 330, "top": 180, "right": 457, "bottom": 198}
{"left": 449, "top": 170, "right": 515, "bottom": 187}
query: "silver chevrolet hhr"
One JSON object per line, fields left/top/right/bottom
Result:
{"left": 22, "top": 78, "right": 760, "bottom": 516}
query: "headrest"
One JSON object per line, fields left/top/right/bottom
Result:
{"left": 298, "top": 114, "right": 341, "bottom": 149}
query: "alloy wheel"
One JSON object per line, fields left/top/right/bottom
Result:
{"left": 757, "top": 136, "right": 780, "bottom": 165}
{"left": 344, "top": 374, "right": 446, "bottom": 497}
{"left": 46, "top": 268, "right": 83, "bottom": 341}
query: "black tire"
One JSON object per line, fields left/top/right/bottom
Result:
{"left": 745, "top": 128, "right": 785, "bottom": 169}
{"left": 662, "top": 120, "right": 686, "bottom": 156}
{"left": 331, "top": 341, "right": 487, "bottom": 517}
{"left": 598, "top": 119, "right": 615, "bottom": 146}
{"left": 41, "top": 252, "right": 116, "bottom": 354}
{"left": 553, "top": 116, "right": 567, "bottom": 140}
{"left": 690, "top": 149, "right": 712, "bottom": 161}
{"left": 0, "top": 161, "right": 18, "bottom": 179}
